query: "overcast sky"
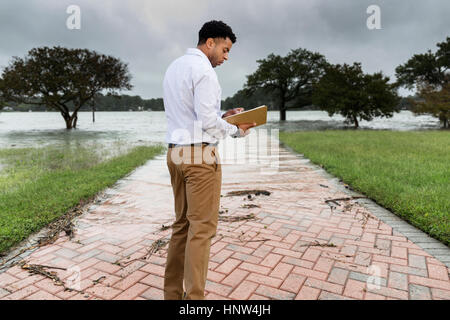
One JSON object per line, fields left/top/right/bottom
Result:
{"left": 0, "top": 0, "right": 449, "bottom": 99}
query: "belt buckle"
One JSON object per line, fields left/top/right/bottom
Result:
{"left": 168, "top": 142, "right": 216, "bottom": 148}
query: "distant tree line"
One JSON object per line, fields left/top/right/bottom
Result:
{"left": 1, "top": 94, "right": 165, "bottom": 112}
{"left": 91, "top": 94, "right": 164, "bottom": 111}
{"left": 3, "top": 88, "right": 413, "bottom": 114}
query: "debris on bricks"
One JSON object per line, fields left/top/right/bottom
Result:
{"left": 296, "top": 240, "right": 337, "bottom": 248}
{"left": 336, "top": 201, "right": 354, "bottom": 213}
{"left": 218, "top": 213, "right": 257, "bottom": 223}
{"left": 115, "top": 237, "right": 169, "bottom": 268}
{"left": 92, "top": 275, "right": 106, "bottom": 285}
{"left": 324, "top": 196, "right": 366, "bottom": 205}
{"left": 240, "top": 204, "right": 261, "bottom": 209}
{"left": 38, "top": 199, "right": 94, "bottom": 246}
{"left": 160, "top": 224, "right": 172, "bottom": 231}
{"left": 235, "top": 231, "right": 269, "bottom": 244}
{"left": 226, "top": 189, "right": 271, "bottom": 197}
{"left": 219, "top": 206, "right": 229, "bottom": 213}
{"left": 147, "top": 239, "right": 169, "bottom": 255}
{"left": 355, "top": 209, "right": 375, "bottom": 228}
{"left": 18, "top": 261, "right": 84, "bottom": 294}
{"left": 324, "top": 196, "right": 367, "bottom": 212}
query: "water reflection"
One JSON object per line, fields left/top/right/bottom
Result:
{"left": 5, "top": 129, "right": 122, "bottom": 146}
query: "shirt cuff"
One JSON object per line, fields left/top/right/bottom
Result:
{"left": 231, "top": 126, "right": 241, "bottom": 138}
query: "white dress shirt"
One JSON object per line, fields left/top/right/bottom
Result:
{"left": 163, "top": 48, "right": 239, "bottom": 145}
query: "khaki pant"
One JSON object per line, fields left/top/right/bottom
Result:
{"left": 164, "top": 145, "right": 221, "bottom": 300}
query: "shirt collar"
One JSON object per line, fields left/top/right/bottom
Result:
{"left": 186, "top": 48, "right": 212, "bottom": 67}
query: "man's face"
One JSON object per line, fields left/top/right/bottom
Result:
{"left": 208, "top": 37, "right": 233, "bottom": 68}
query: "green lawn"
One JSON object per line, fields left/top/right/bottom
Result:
{"left": 0, "top": 142, "right": 165, "bottom": 255}
{"left": 279, "top": 130, "right": 450, "bottom": 246}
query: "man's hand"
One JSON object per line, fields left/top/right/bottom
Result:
{"left": 222, "top": 107, "right": 244, "bottom": 118}
{"left": 236, "top": 122, "right": 257, "bottom": 137}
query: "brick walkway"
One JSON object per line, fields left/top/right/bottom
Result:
{"left": 0, "top": 138, "right": 449, "bottom": 300}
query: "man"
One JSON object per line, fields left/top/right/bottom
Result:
{"left": 162, "top": 20, "right": 255, "bottom": 300}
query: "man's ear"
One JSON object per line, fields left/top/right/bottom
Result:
{"left": 206, "top": 38, "right": 215, "bottom": 49}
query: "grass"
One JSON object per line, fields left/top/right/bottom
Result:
{"left": 279, "top": 130, "right": 450, "bottom": 246}
{"left": 0, "top": 142, "right": 165, "bottom": 255}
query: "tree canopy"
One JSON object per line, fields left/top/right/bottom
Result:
{"left": 0, "top": 46, "right": 132, "bottom": 128}
{"left": 396, "top": 37, "right": 449, "bottom": 89}
{"left": 313, "top": 62, "right": 400, "bottom": 128}
{"left": 244, "top": 48, "right": 328, "bottom": 121}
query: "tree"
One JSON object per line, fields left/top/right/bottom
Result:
{"left": 395, "top": 37, "right": 449, "bottom": 128}
{"left": 313, "top": 63, "right": 400, "bottom": 128}
{"left": 411, "top": 82, "right": 450, "bottom": 128}
{"left": 245, "top": 48, "right": 328, "bottom": 121}
{"left": 0, "top": 46, "right": 132, "bottom": 129}
{"left": 395, "top": 37, "right": 449, "bottom": 90}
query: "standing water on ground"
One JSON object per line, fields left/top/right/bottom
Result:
{"left": 0, "top": 110, "right": 441, "bottom": 149}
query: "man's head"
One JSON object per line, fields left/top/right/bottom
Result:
{"left": 197, "top": 20, "right": 236, "bottom": 68}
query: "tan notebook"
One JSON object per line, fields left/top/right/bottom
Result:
{"left": 224, "top": 105, "right": 268, "bottom": 127}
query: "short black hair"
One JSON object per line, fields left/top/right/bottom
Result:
{"left": 198, "top": 20, "right": 236, "bottom": 45}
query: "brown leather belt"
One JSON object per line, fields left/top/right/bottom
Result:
{"left": 168, "top": 142, "right": 218, "bottom": 148}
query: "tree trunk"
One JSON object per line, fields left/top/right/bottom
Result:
{"left": 352, "top": 114, "right": 359, "bottom": 129}
{"left": 73, "top": 113, "right": 78, "bottom": 128}
{"left": 63, "top": 113, "right": 78, "bottom": 129}
{"left": 64, "top": 115, "right": 72, "bottom": 129}
{"left": 280, "top": 98, "right": 286, "bottom": 121}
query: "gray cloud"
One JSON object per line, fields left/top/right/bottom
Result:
{"left": 0, "top": 0, "right": 449, "bottom": 99}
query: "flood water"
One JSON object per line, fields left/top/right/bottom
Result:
{"left": 0, "top": 110, "right": 442, "bottom": 149}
